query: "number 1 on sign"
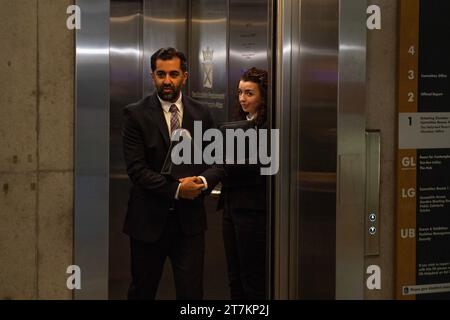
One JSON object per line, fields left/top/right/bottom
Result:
{"left": 408, "top": 117, "right": 412, "bottom": 126}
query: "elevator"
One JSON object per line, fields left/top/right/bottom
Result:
{"left": 109, "top": 0, "right": 271, "bottom": 299}
{"left": 75, "top": 0, "right": 369, "bottom": 300}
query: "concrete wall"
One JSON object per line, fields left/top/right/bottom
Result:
{"left": 0, "top": 0, "right": 74, "bottom": 300}
{"left": 365, "top": 0, "right": 399, "bottom": 299}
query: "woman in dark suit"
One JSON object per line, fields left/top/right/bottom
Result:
{"left": 219, "top": 67, "right": 268, "bottom": 300}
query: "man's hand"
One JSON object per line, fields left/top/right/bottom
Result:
{"left": 179, "top": 176, "right": 203, "bottom": 184}
{"left": 178, "top": 176, "right": 205, "bottom": 200}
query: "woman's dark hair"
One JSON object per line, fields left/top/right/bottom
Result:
{"left": 151, "top": 47, "right": 188, "bottom": 73}
{"left": 235, "top": 67, "right": 268, "bottom": 126}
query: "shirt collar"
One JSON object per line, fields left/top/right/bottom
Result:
{"left": 246, "top": 113, "right": 257, "bottom": 121}
{"left": 158, "top": 92, "right": 183, "bottom": 113}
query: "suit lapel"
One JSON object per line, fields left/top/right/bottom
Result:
{"left": 146, "top": 94, "right": 170, "bottom": 147}
{"left": 181, "top": 96, "right": 195, "bottom": 138}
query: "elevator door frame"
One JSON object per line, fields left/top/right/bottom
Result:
{"left": 74, "top": 0, "right": 110, "bottom": 299}
{"left": 273, "top": 0, "right": 367, "bottom": 299}
{"left": 75, "top": 0, "right": 273, "bottom": 300}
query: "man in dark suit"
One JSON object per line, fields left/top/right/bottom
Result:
{"left": 122, "top": 47, "right": 222, "bottom": 300}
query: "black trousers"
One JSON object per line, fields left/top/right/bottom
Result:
{"left": 222, "top": 205, "right": 266, "bottom": 300}
{"left": 127, "top": 214, "right": 205, "bottom": 300}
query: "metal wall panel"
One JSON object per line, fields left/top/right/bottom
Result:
{"left": 275, "top": 0, "right": 339, "bottom": 300}
{"left": 297, "top": 0, "right": 339, "bottom": 299}
{"left": 335, "top": 0, "right": 367, "bottom": 300}
{"left": 109, "top": 0, "right": 143, "bottom": 299}
{"left": 274, "top": 0, "right": 367, "bottom": 299}
{"left": 228, "top": 0, "right": 269, "bottom": 121}
{"left": 143, "top": 0, "right": 188, "bottom": 96}
{"left": 189, "top": 0, "right": 228, "bottom": 124}
{"left": 274, "top": 0, "right": 293, "bottom": 299}
{"left": 75, "top": 0, "right": 110, "bottom": 299}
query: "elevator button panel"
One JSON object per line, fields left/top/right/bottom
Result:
{"left": 365, "top": 131, "right": 380, "bottom": 256}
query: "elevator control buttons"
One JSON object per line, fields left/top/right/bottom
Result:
{"left": 365, "top": 131, "right": 380, "bottom": 256}
{"left": 368, "top": 214, "right": 377, "bottom": 236}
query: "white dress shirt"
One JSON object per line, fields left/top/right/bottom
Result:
{"left": 157, "top": 93, "right": 184, "bottom": 136}
{"left": 157, "top": 93, "right": 207, "bottom": 199}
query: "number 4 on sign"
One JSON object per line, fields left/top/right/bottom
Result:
{"left": 66, "top": 5, "right": 81, "bottom": 30}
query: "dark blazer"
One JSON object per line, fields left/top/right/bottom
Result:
{"left": 218, "top": 120, "right": 268, "bottom": 211}
{"left": 122, "top": 93, "right": 223, "bottom": 243}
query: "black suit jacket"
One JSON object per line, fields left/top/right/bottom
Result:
{"left": 217, "top": 120, "right": 268, "bottom": 212}
{"left": 122, "top": 93, "right": 223, "bottom": 243}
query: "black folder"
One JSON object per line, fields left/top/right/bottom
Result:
{"left": 218, "top": 119, "right": 255, "bottom": 132}
{"left": 218, "top": 120, "right": 257, "bottom": 165}
{"left": 160, "top": 128, "right": 203, "bottom": 179}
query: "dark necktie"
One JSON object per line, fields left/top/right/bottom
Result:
{"left": 169, "top": 104, "right": 180, "bottom": 135}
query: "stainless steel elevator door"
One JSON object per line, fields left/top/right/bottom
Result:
{"left": 274, "top": 0, "right": 367, "bottom": 299}
{"left": 275, "top": 0, "right": 339, "bottom": 300}
{"left": 297, "top": 0, "right": 339, "bottom": 299}
{"left": 109, "top": 0, "right": 143, "bottom": 299}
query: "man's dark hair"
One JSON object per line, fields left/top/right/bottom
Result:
{"left": 150, "top": 47, "right": 188, "bottom": 73}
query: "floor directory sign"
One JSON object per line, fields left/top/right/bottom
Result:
{"left": 397, "top": 0, "right": 450, "bottom": 299}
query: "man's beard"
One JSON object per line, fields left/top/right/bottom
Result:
{"left": 157, "top": 84, "right": 182, "bottom": 102}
